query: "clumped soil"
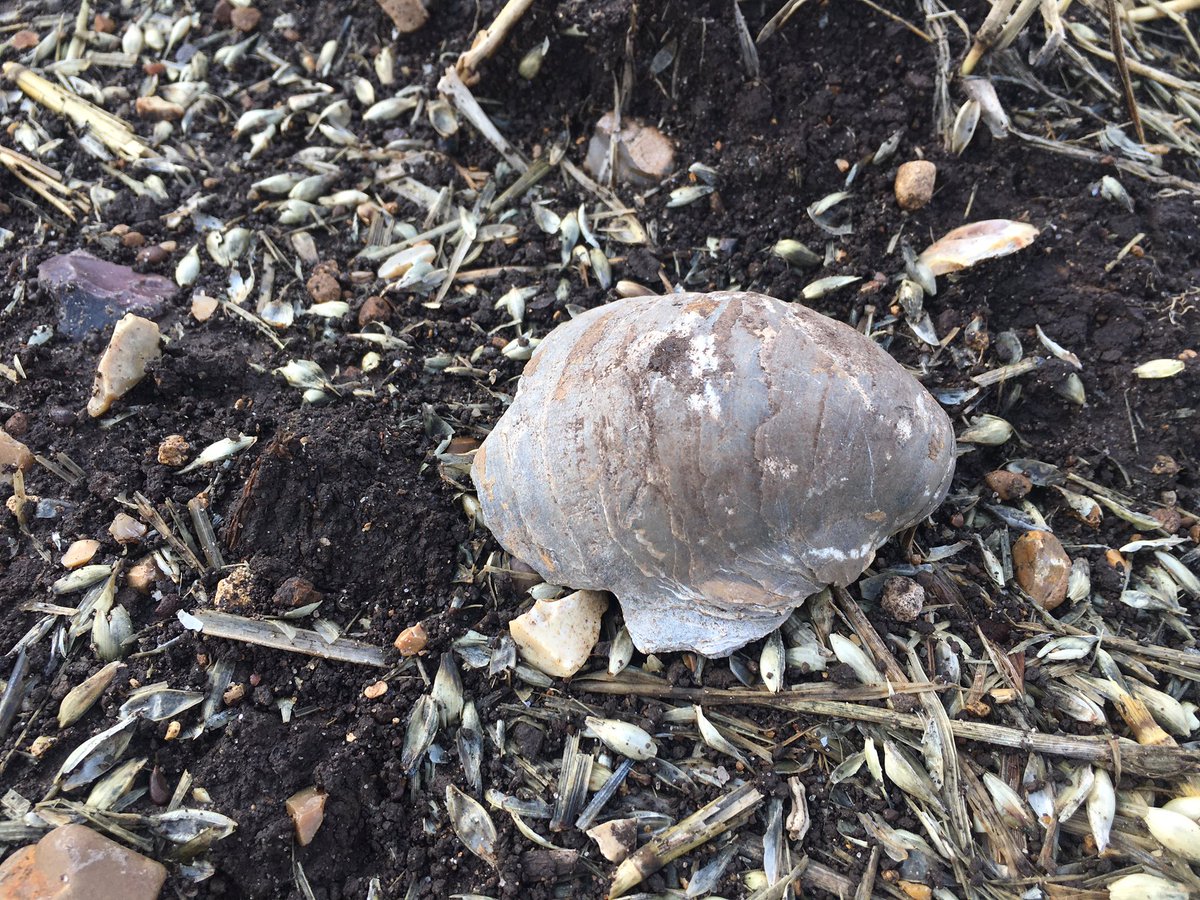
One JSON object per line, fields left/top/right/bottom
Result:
{"left": 1, "top": 0, "right": 1198, "bottom": 897}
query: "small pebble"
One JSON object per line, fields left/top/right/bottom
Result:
{"left": 214, "top": 567, "right": 256, "bottom": 611}
{"left": 191, "top": 294, "right": 219, "bottom": 322}
{"left": 121, "top": 231, "right": 146, "bottom": 249}
{"left": 881, "top": 575, "right": 925, "bottom": 622}
{"left": 62, "top": 539, "right": 100, "bottom": 569}
{"left": 306, "top": 270, "right": 341, "bottom": 304}
{"left": 393, "top": 622, "right": 427, "bottom": 656}
{"left": 223, "top": 682, "right": 246, "bottom": 706}
{"left": 10, "top": 30, "right": 39, "bottom": 50}
{"left": 272, "top": 575, "right": 323, "bottom": 608}
{"left": 164, "top": 720, "right": 181, "bottom": 740}
{"left": 983, "top": 470, "right": 1032, "bottom": 502}
{"left": 3, "top": 411, "right": 28, "bottom": 438}
{"left": 1013, "top": 530, "right": 1071, "bottom": 611}
{"left": 213, "top": 0, "right": 233, "bottom": 26}
{"left": 126, "top": 556, "right": 160, "bottom": 594}
{"left": 285, "top": 787, "right": 327, "bottom": 846}
{"left": 156, "top": 434, "right": 190, "bottom": 467}
{"left": 357, "top": 295, "right": 393, "bottom": 328}
{"left": 894, "top": 160, "right": 937, "bottom": 211}
{"left": 135, "top": 245, "right": 169, "bottom": 269}
{"left": 230, "top": 6, "right": 262, "bottom": 31}
{"left": 377, "top": 0, "right": 429, "bottom": 33}
{"left": 363, "top": 680, "right": 388, "bottom": 699}
{"left": 0, "top": 427, "right": 34, "bottom": 485}
{"left": 49, "top": 408, "right": 76, "bottom": 427}
{"left": 109, "top": 512, "right": 147, "bottom": 544}
{"left": 92, "top": 13, "right": 116, "bottom": 33}
{"left": 1150, "top": 506, "right": 1183, "bottom": 534}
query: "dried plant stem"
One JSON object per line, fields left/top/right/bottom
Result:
{"left": 610, "top": 781, "right": 763, "bottom": 897}
{"left": 1107, "top": 0, "right": 1147, "bottom": 143}
{"left": 132, "top": 492, "right": 206, "bottom": 574}
{"left": 437, "top": 67, "right": 528, "bottom": 173}
{"left": 2, "top": 62, "right": 152, "bottom": 161}
{"left": 0, "top": 146, "right": 82, "bottom": 220}
{"left": 585, "top": 679, "right": 1200, "bottom": 777}
{"left": 1126, "top": 0, "right": 1200, "bottom": 20}
{"left": 191, "top": 610, "right": 388, "bottom": 667}
{"left": 962, "top": 0, "right": 1018, "bottom": 74}
{"left": 454, "top": 0, "right": 535, "bottom": 85}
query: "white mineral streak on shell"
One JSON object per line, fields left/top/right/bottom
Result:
{"left": 472, "top": 292, "right": 955, "bottom": 656}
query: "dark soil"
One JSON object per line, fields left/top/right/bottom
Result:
{"left": 1, "top": 0, "right": 1198, "bottom": 897}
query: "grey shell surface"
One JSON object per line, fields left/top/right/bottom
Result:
{"left": 472, "top": 291, "right": 955, "bottom": 656}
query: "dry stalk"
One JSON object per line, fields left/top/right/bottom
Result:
{"left": 2, "top": 62, "right": 152, "bottom": 162}
{"left": 455, "top": 0, "right": 536, "bottom": 85}
{"left": 191, "top": 609, "right": 388, "bottom": 667}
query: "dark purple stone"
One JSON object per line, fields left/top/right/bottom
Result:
{"left": 38, "top": 249, "right": 178, "bottom": 340}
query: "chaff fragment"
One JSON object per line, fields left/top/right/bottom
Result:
{"left": 3, "top": 62, "right": 153, "bottom": 162}
{"left": 191, "top": 610, "right": 388, "bottom": 668}
{"left": 610, "top": 781, "right": 763, "bottom": 897}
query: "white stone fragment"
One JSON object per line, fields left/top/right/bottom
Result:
{"left": 508, "top": 589, "right": 608, "bottom": 677}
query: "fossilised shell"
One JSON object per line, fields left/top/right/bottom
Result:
{"left": 471, "top": 291, "right": 955, "bottom": 656}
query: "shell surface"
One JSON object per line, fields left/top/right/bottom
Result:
{"left": 472, "top": 291, "right": 955, "bottom": 656}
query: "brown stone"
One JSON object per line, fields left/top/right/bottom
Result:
{"left": 363, "top": 680, "right": 388, "bottom": 699}
{"left": 92, "top": 13, "right": 116, "bottom": 33}
{"left": 121, "top": 231, "right": 146, "bottom": 249}
{"left": 983, "top": 470, "right": 1032, "bottom": 502}
{"left": 584, "top": 112, "right": 675, "bottom": 188}
{"left": 881, "top": 575, "right": 925, "bottom": 622}
{"left": 1150, "top": 506, "right": 1183, "bottom": 534}
{"left": 357, "top": 295, "right": 393, "bottom": 328}
{"left": 230, "top": 6, "right": 262, "bottom": 32}
{"left": 272, "top": 575, "right": 323, "bottom": 608}
{"left": 10, "top": 30, "right": 39, "bottom": 51}
{"left": 0, "top": 428, "right": 34, "bottom": 485}
{"left": 4, "top": 411, "right": 28, "bottom": 438}
{"left": 134, "top": 96, "right": 184, "bottom": 122}
{"left": 286, "top": 786, "right": 327, "bottom": 846}
{"left": 895, "top": 160, "right": 937, "bottom": 211}
{"left": 394, "top": 622, "right": 428, "bottom": 656}
{"left": 156, "top": 434, "right": 190, "bottom": 467}
{"left": 376, "top": 0, "right": 429, "bottom": 33}
{"left": 126, "top": 556, "right": 160, "bottom": 594}
{"left": 135, "top": 245, "right": 169, "bottom": 269}
{"left": 586, "top": 818, "right": 637, "bottom": 863}
{"left": 1013, "top": 530, "right": 1071, "bottom": 611}
{"left": 306, "top": 271, "right": 341, "bottom": 304}
{"left": 214, "top": 567, "right": 257, "bottom": 611}
{"left": 0, "top": 823, "right": 167, "bottom": 900}
{"left": 213, "top": 0, "right": 233, "bottom": 26}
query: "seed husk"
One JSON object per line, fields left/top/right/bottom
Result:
{"left": 585, "top": 716, "right": 657, "bottom": 760}
{"left": 56, "top": 715, "right": 137, "bottom": 791}
{"left": 1144, "top": 807, "right": 1200, "bottom": 862}
{"left": 58, "top": 660, "right": 123, "bottom": 728}
{"left": 446, "top": 784, "right": 498, "bottom": 868}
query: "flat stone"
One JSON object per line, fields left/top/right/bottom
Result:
{"left": 393, "top": 622, "right": 427, "bottom": 656}
{"left": 509, "top": 590, "right": 608, "bottom": 678}
{"left": 87, "top": 314, "right": 161, "bottom": 417}
{"left": 0, "top": 823, "right": 167, "bottom": 900}
{"left": 39, "top": 250, "right": 177, "bottom": 341}
{"left": 109, "top": 512, "right": 147, "bottom": 544}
